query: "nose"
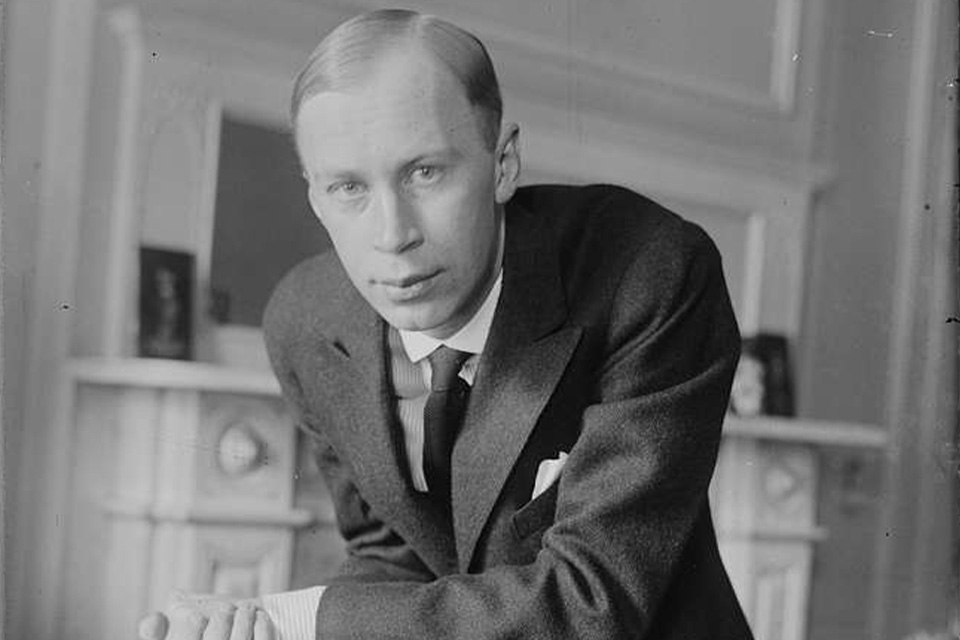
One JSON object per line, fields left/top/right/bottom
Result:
{"left": 372, "top": 188, "right": 423, "bottom": 254}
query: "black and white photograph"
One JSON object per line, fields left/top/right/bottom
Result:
{"left": 2, "top": 1, "right": 957, "bottom": 639}
{"left": 730, "top": 333, "right": 795, "bottom": 418}
{"left": 138, "top": 246, "right": 194, "bottom": 360}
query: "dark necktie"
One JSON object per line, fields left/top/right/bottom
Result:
{"left": 423, "top": 346, "right": 471, "bottom": 506}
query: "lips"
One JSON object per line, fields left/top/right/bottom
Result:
{"left": 374, "top": 269, "right": 442, "bottom": 301}
{"left": 377, "top": 271, "right": 439, "bottom": 288}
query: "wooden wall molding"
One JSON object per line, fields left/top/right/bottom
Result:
{"left": 325, "top": 0, "right": 805, "bottom": 115}
{"left": 872, "top": 0, "right": 959, "bottom": 635}
{"left": 102, "top": 6, "right": 147, "bottom": 356}
{"left": 101, "top": 501, "right": 316, "bottom": 527}
{"left": 96, "top": 3, "right": 831, "bottom": 362}
{"left": 140, "top": 0, "right": 825, "bottom": 159}
{"left": 11, "top": 0, "right": 100, "bottom": 637}
{"left": 53, "top": 369, "right": 310, "bottom": 639}
{"left": 712, "top": 439, "right": 819, "bottom": 640}
{"left": 100, "top": 5, "right": 299, "bottom": 363}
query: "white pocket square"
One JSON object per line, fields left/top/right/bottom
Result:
{"left": 532, "top": 452, "right": 568, "bottom": 501}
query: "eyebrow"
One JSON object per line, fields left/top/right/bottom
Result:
{"left": 313, "top": 168, "right": 362, "bottom": 183}
{"left": 401, "top": 148, "right": 463, "bottom": 170}
{"left": 313, "top": 148, "right": 464, "bottom": 183}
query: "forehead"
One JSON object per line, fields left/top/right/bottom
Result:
{"left": 296, "top": 45, "right": 485, "bottom": 173}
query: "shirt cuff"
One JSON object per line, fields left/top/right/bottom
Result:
{"left": 260, "top": 586, "right": 326, "bottom": 640}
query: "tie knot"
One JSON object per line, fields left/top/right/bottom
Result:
{"left": 427, "top": 346, "right": 471, "bottom": 391}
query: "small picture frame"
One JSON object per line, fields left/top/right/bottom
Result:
{"left": 138, "top": 246, "right": 194, "bottom": 360}
{"left": 729, "top": 333, "right": 795, "bottom": 417}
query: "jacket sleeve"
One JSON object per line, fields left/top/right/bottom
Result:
{"left": 267, "top": 344, "right": 437, "bottom": 587}
{"left": 310, "top": 421, "right": 437, "bottom": 586}
{"left": 307, "top": 222, "right": 742, "bottom": 639}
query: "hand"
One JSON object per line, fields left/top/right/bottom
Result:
{"left": 138, "top": 592, "right": 275, "bottom": 640}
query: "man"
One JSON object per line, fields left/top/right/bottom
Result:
{"left": 143, "top": 8, "right": 752, "bottom": 639}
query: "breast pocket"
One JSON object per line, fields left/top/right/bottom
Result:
{"left": 511, "top": 481, "right": 560, "bottom": 543}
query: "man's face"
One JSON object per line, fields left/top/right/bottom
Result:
{"left": 296, "top": 45, "right": 518, "bottom": 339}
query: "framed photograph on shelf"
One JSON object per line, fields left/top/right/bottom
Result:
{"left": 729, "top": 333, "right": 795, "bottom": 417}
{"left": 138, "top": 246, "right": 194, "bottom": 360}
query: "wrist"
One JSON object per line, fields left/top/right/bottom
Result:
{"left": 237, "top": 596, "right": 264, "bottom": 609}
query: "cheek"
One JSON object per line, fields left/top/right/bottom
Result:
{"left": 429, "top": 210, "right": 491, "bottom": 267}
{"left": 339, "top": 239, "right": 373, "bottom": 275}
{"left": 434, "top": 183, "right": 497, "bottom": 243}
{"left": 320, "top": 221, "right": 372, "bottom": 278}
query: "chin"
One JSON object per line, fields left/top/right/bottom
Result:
{"left": 376, "top": 304, "right": 445, "bottom": 334}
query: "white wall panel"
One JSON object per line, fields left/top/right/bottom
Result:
{"left": 441, "top": 0, "right": 792, "bottom": 106}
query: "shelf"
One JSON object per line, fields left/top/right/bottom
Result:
{"left": 64, "top": 359, "right": 888, "bottom": 449}
{"left": 64, "top": 357, "right": 281, "bottom": 396}
{"left": 101, "top": 499, "right": 318, "bottom": 527}
{"left": 716, "top": 525, "right": 829, "bottom": 543}
{"left": 723, "top": 415, "right": 887, "bottom": 449}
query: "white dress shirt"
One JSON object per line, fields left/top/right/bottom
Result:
{"left": 262, "top": 270, "right": 503, "bottom": 640}
{"left": 397, "top": 270, "right": 501, "bottom": 491}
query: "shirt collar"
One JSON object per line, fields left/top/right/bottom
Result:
{"left": 399, "top": 268, "right": 503, "bottom": 364}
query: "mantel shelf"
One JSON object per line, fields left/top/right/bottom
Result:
{"left": 723, "top": 415, "right": 887, "bottom": 449}
{"left": 64, "top": 357, "right": 280, "bottom": 396}
{"left": 65, "top": 358, "right": 888, "bottom": 450}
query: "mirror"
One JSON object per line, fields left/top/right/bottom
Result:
{"left": 210, "top": 114, "right": 333, "bottom": 328}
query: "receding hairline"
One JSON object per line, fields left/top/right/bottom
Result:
{"left": 297, "top": 37, "right": 464, "bottom": 99}
{"left": 294, "top": 45, "right": 499, "bottom": 166}
{"left": 290, "top": 10, "right": 503, "bottom": 152}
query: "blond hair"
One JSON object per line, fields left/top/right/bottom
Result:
{"left": 291, "top": 9, "right": 503, "bottom": 151}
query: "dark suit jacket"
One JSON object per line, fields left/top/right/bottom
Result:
{"left": 264, "top": 184, "right": 753, "bottom": 639}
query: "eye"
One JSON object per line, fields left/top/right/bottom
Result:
{"left": 328, "top": 180, "right": 367, "bottom": 201}
{"left": 408, "top": 164, "right": 443, "bottom": 185}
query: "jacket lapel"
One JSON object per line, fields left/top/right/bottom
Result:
{"left": 452, "top": 202, "right": 582, "bottom": 570}
{"left": 316, "top": 274, "right": 458, "bottom": 577}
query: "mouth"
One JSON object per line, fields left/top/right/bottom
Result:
{"left": 374, "top": 270, "right": 442, "bottom": 301}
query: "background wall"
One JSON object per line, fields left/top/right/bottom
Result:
{"left": 2, "top": 0, "right": 56, "bottom": 631}
{"left": 2, "top": 0, "right": 955, "bottom": 638}
{"left": 801, "top": 2, "right": 957, "bottom": 637}
{"left": 800, "top": 1, "right": 908, "bottom": 636}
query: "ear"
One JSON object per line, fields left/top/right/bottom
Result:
{"left": 494, "top": 123, "right": 521, "bottom": 205}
